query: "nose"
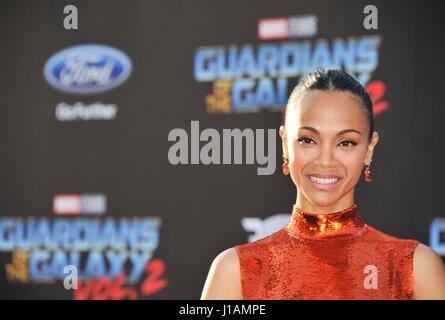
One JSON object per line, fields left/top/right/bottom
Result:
{"left": 313, "top": 143, "right": 337, "bottom": 168}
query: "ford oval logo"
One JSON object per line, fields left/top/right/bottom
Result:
{"left": 43, "top": 44, "right": 133, "bottom": 94}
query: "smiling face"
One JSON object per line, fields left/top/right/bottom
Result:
{"left": 280, "top": 90, "right": 379, "bottom": 214}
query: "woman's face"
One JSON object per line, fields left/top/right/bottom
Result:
{"left": 280, "top": 90, "right": 379, "bottom": 211}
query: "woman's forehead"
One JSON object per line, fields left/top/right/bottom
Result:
{"left": 286, "top": 90, "right": 369, "bottom": 132}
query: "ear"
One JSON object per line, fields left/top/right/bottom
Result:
{"left": 279, "top": 125, "right": 288, "bottom": 159}
{"left": 365, "top": 131, "right": 379, "bottom": 165}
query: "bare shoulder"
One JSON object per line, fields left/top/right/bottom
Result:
{"left": 201, "top": 247, "right": 243, "bottom": 300}
{"left": 413, "top": 243, "right": 445, "bottom": 299}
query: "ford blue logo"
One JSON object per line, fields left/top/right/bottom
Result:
{"left": 43, "top": 44, "right": 133, "bottom": 94}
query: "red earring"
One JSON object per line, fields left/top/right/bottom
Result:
{"left": 364, "top": 163, "right": 372, "bottom": 183}
{"left": 282, "top": 157, "right": 289, "bottom": 176}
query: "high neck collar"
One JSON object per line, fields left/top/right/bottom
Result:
{"left": 287, "top": 203, "right": 367, "bottom": 240}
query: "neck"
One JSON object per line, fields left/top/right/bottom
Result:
{"left": 295, "top": 193, "right": 355, "bottom": 215}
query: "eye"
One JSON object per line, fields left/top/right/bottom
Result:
{"left": 297, "top": 137, "right": 315, "bottom": 145}
{"left": 338, "top": 140, "right": 358, "bottom": 147}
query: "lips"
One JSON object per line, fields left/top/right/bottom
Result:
{"left": 306, "top": 173, "right": 342, "bottom": 191}
{"left": 307, "top": 173, "right": 341, "bottom": 179}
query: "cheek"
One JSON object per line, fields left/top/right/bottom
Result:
{"left": 342, "top": 155, "right": 365, "bottom": 181}
{"left": 287, "top": 145, "right": 312, "bottom": 181}
{"left": 338, "top": 145, "right": 369, "bottom": 185}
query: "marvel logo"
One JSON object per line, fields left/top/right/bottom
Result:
{"left": 53, "top": 193, "right": 107, "bottom": 215}
{"left": 258, "top": 15, "right": 318, "bottom": 41}
{"left": 258, "top": 17, "right": 289, "bottom": 41}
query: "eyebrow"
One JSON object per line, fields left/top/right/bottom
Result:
{"left": 299, "top": 126, "right": 362, "bottom": 136}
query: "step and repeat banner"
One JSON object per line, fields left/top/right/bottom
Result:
{"left": 0, "top": 0, "right": 443, "bottom": 299}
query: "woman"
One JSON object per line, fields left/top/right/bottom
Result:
{"left": 201, "top": 69, "right": 445, "bottom": 300}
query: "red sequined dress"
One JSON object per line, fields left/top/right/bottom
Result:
{"left": 234, "top": 203, "right": 419, "bottom": 299}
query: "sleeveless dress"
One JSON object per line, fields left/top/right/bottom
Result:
{"left": 234, "top": 204, "right": 419, "bottom": 299}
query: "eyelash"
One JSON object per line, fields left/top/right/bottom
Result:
{"left": 297, "top": 137, "right": 358, "bottom": 147}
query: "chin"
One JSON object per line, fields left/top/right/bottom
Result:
{"left": 301, "top": 190, "right": 341, "bottom": 208}
{"left": 308, "top": 196, "right": 338, "bottom": 208}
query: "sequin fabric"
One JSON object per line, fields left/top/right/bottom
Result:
{"left": 234, "top": 204, "right": 419, "bottom": 300}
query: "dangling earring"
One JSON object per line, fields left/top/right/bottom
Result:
{"left": 282, "top": 156, "right": 289, "bottom": 176}
{"left": 364, "top": 161, "right": 372, "bottom": 183}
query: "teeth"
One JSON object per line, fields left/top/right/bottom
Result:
{"left": 309, "top": 176, "right": 339, "bottom": 184}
